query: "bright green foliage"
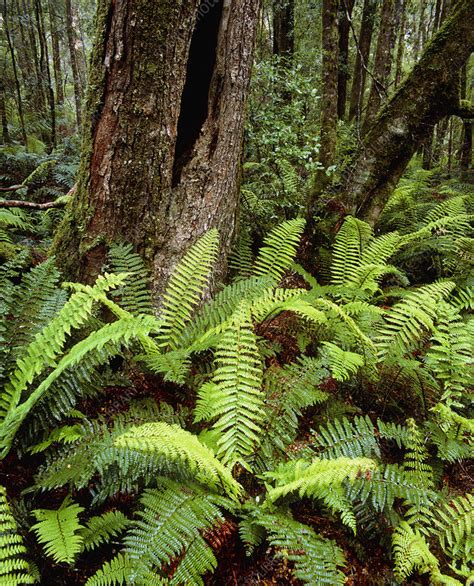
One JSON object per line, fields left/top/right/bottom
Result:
{"left": 392, "top": 521, "right": 441, "bottom": 582}
{"left": 376, "top": 280, "right": 455, "bottom": 360}
{"left": 195, "top": 302, "right": 264, "bottom": 467}
{"left": 0, "top": 486, "right": 37, "bottom": 584}
{"left": 31, "top": 496, "right": 84, "bottom": 564}
{"left": 431, "top": 494, "right": 474, "bottom": 564}
{"left": 86, "top": 553, "right": 167, "bottom": 586}
{"left": 255, "top": 510, "right": 346, "bottom": 585}
{"left": 108, "top": 243, "right": 153, "bottom": 315}
{"left": 253, "top": 218, "right": 305, "bottom": 283}
{"left": 113, "top": 421, "right": 242, "bottom": 499}
{"left": 320, "top": 342, "right": 365, "bottom": 381}
{"left": 265, "top": 456, "right": 376, "bottom": 502}
{"left": 158, "top": 230, "right": 219, "bottom": 350}
{"left": 81, "top": 511, "right": 130, "bottom": 552}
{"left": 312, "top": 416, "right": 380, "bottom": 459}
{"left": 124, "top": 479, "right": 232, "bottom": 585}
{"left": 228, "top": 230, "right": 254, "bottom": 278}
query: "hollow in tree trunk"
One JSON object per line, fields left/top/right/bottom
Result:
{"left": 53, "top": 0, "right": 260, "bottom": 305}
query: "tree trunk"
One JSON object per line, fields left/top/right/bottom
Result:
{"left": 327, "top": 0, "right": 474, "bottom": 224}
{"left": 362, "top": 0, "right": 401, "bottom": 134}
{"left": 2, "top": 0, "right": 28, "bottom": 147}
{"left": 273, "top": 0, "right": 294, "bottom": 60}
{"left": 459, "top": 65, "right": 472, "bottom": 180}
{"left": 53, "top": 0, "right": 260, "bottom": 304}
{"left": 48, "top": 0, "right": 64, "bottom": 105}
{"left": 413, "top": 0, "right": 428, "bottom": 62}
{"left": 337, "top": 0, "right": 354, "bottom": 120}
{"left": 348, "top": 0, "right": 376, "bottom": 122}
{"left": 65, "top": 0, "right": 84, "bottom": 128}
{"left": 394, "top": 0, "right": 407, "bottom": 87}
{"left": 0, "top": 80, "right": 11, "bottom": 144}
{"left": 34, "top": 0, "right": 56, "bottom": 151}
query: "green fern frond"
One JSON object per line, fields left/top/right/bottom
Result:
{"left": 31, "top": 496, "right": 84, "bottom": 564}
{"left": 253, "top": 218, "right": 305, "bottom": 283}
{"left": 125, "top": 479, "right": 232, "bottom": 585}
{"left": 392, "top": 521, "right": 439, "bottom": 582}
{"left": 312, "top": 416, "right": 380, "bottom": 459}
{"left": 0, "top": 485, "right": 37, "bottom": 584}
{"left": 85, "top": 553, "right": 135, "bottom": 586}
{"left": 158, "top": 230, "right": 219, "bottom": 350}
{"left": 228, "top": 230, "right": 254, "bottom": 278}
{"left": 330, "top": 216, "right": 372, "bottom": 286}
{"left": 265, "top": 456, "right": 376, "bottom": 502}
{"left": 376, "top": 281, "right": 455, "bottom": 361}
{"left": 108, "top": 243, "right": 153, "bottom": 315}
{"left": 258, "top": 510, "right": 347, "bottom": 585}
{"left": 431, "top": 493, "right": 473, "bottom": 561}
{"left": 81, "top": 511, "right": 130, "bottom": 552}
{"left": 197, "top": 302, "right": 265, "bottom": 467}
{"left": 113, "top": 421, "right": 242, "bottom": 498}
{"left": 320, "top": 342, "right": 365, "bottom": 382}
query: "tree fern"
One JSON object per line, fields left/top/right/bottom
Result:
{"left": 158, "top": 230, "right": 219, "bottom": 350}
{"left": 253, "top": 218, "right": 305, "bottom": 283}
{"left": 113, "top": 421, "right": 241, "bottom": 498}
{"left": 0, "top": 485, "right": 37, "bottom": 585}
{"left": 195, "top": 302, "right": 264, "bottom": 467}
{"left": 31, "top": 496, "right": 84, "bottom": 564}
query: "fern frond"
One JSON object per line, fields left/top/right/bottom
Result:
{"left": 330, "top": 216, "right": 372, "bottom": 286}
{"left": 113, "top": 422, "right": 242, "bottom": 499}
{"left": 228, "top": 230, "right": 254, "bottom": 278}
{"left": 312, "top": 416, "right": 380, "bottom": 459}
{"left": 392, "top": 521, "right": 439, "bottom": 582}
{"left": 0, "top": 486, "right": 37, "bottom": 584}
{"left": 81, "top": 511, "right": 130, "bottom": 552}
{"left": 320, "top": 342, "right": 364, "bottom": 382}
{"left": 253, "top": 218, "right": 305, "bottom": 283}
{"left": 431, "top": 493, "right": 474, "bottom": 561}
{"left": 31, "top": 497, "right": 84, "bottom": 564}
{"left": 158, "top": 230, "right": 219, "bottom": 350}
{"left": 85, "top": 553, "right": 134, "bottom": 586}
{"left": 265, "top": 457, "right": 376, "bottom": 502}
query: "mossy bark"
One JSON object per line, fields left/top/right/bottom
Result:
{"left": 330, "top": 0, "right": 474, "bottom": 224}
{"left": 53, "top": 0, "right": 260, "bottom": 304}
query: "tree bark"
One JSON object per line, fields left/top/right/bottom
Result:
{"left": 273, "top": 0, "right": 294, "bottom": 59}
{"left": 362, "top": 0, "right": 401, "bottom": 134}
{"left": 325, "top": 0, "right": 474, "bottom": 224}
{"left": 348, "top": 0, "right": 376, "bottom": 122}
{"left": 48, "top": 0, "right": 64, "bottom": 105}
{"left": 65, "top": 0, "right": 84, "bottom": 128}
{"left": 53, "top": 0, "right": 260, "bottom": 304}
{"left": 394, "top": 0, "right": 407, "bottom": 87}
{"left": 337, "top": 0, "right": 354, "bottom": 120}
{"left": 0, "top": 80, "right": 11, "bottom": 144}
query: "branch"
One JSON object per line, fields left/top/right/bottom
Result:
{"left": 0, "top": 184, "right": 24, "bottom": 192}
{"left": 0, "top": 199, "right": 66, "bottom": 210}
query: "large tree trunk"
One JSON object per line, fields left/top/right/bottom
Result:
{"left": 53, "top": 0, "right": 260, "bottom": 304}
{"left": 348, "top": 0, "right": 376, "bottom": 123}
{"left": 325, "top": 0, "right": 474, "bottom": 225}
{"left": 362, "top": 0, "right": 401, "bottom": 134}
{"left": 336, "top": 0, "right": 354, "bottom": 120}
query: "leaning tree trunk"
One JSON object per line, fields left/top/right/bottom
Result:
{"left": 348, "top": 0, "right": 376, "bottom": 123}
{"left": 320, "top": 0, "right": 474, "bottom": 225}
{"left": 53, "top": 0, "right": 260, "bottom": 304}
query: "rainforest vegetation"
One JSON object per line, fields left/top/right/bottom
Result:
{"left": 0, "top": 0, "right": 473, "bottom": 584}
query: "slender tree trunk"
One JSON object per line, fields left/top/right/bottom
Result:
{"left": 320, "top": 0, "right": 474, "bottom": 225}
{"left": 348, "top": 0, "right": 376, "bottom": 122}
{"left": 34, "top": 0, "right": 56, "bottom": 150}
{"left": 362, "top": 0, "right": 401, "bottom": 134}
{"left": 2, "top": 0, "right": 28, "bottom": 147}
{"left": 53, "top": 0, "right": 260, "bottom": 304}
{"left": 337, "top": 0, "right": 354, "bottom": 120}
{"left": 459, "top": 65, "right": 472, "bottom": 179}
{"left": 48, "top": 0, "right": 64, "bottom": 105}
{"left": 0, "top": 81, "right": 11, "bottom": 144}
{"left": 394, "top": 0, "right": 407, "bottom": 87}
{"left": 273, "top": 0, "right": 294, "bottom": 59}
{"left": 23, "top": 0, "right": 47, "bottom": 116}
{"left": 413, "top": 0, "right": 428, "bottom": 62}
{"left": 65, "top": 0, "right": 84, "bottom": 127}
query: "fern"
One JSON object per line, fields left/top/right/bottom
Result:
{"left": 124, "top": 479, "right": 232, "bottom": 585}
{"left": 253, "top": 218, "right": 305, "bottom": 283}
{"left": 312, "top": 415, "right": 380, "bottom": 459}
{"left": 86, "top": 553, "right": 135, "bottom": 586}
{"left": 228, "top": 230, "right": 254, "bottom": 278}
{"left": 195, "top": 302, "right": 265, "bottom": 467}
{"left": 320, "top": 342, "right": 365, "bottom": 382}
{"left": 31, "top": 496, "right": 84, "bottom": 564}
{"left": 392, "top": 521, "right": 440, "bottom": 582}
{"left": 108, "top": 243, "right": 153, "bottom": 315}
{"left": 431, "top": 493, "right": 474, "bottom": 562}
{"left": 158, "top": 230, "right": 219, "bottom": 350}
{"left": 113, "top": 421, "right": 242, "bottom": 498}
{"left": 265, "top": 456, "right": 376, "bottom": 503}
{"left": 81, "top": 511, "right": 130, "bottom": 552}
{"left": 0, "top": 485, "right": 37, "bottom": 585}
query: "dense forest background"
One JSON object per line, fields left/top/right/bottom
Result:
{"left": 0, "top": 1, "right": 473, "bottom": 585}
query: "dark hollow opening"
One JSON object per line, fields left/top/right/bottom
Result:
{"left": 172, "top": 0, "right": 223, "bottom": 186}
